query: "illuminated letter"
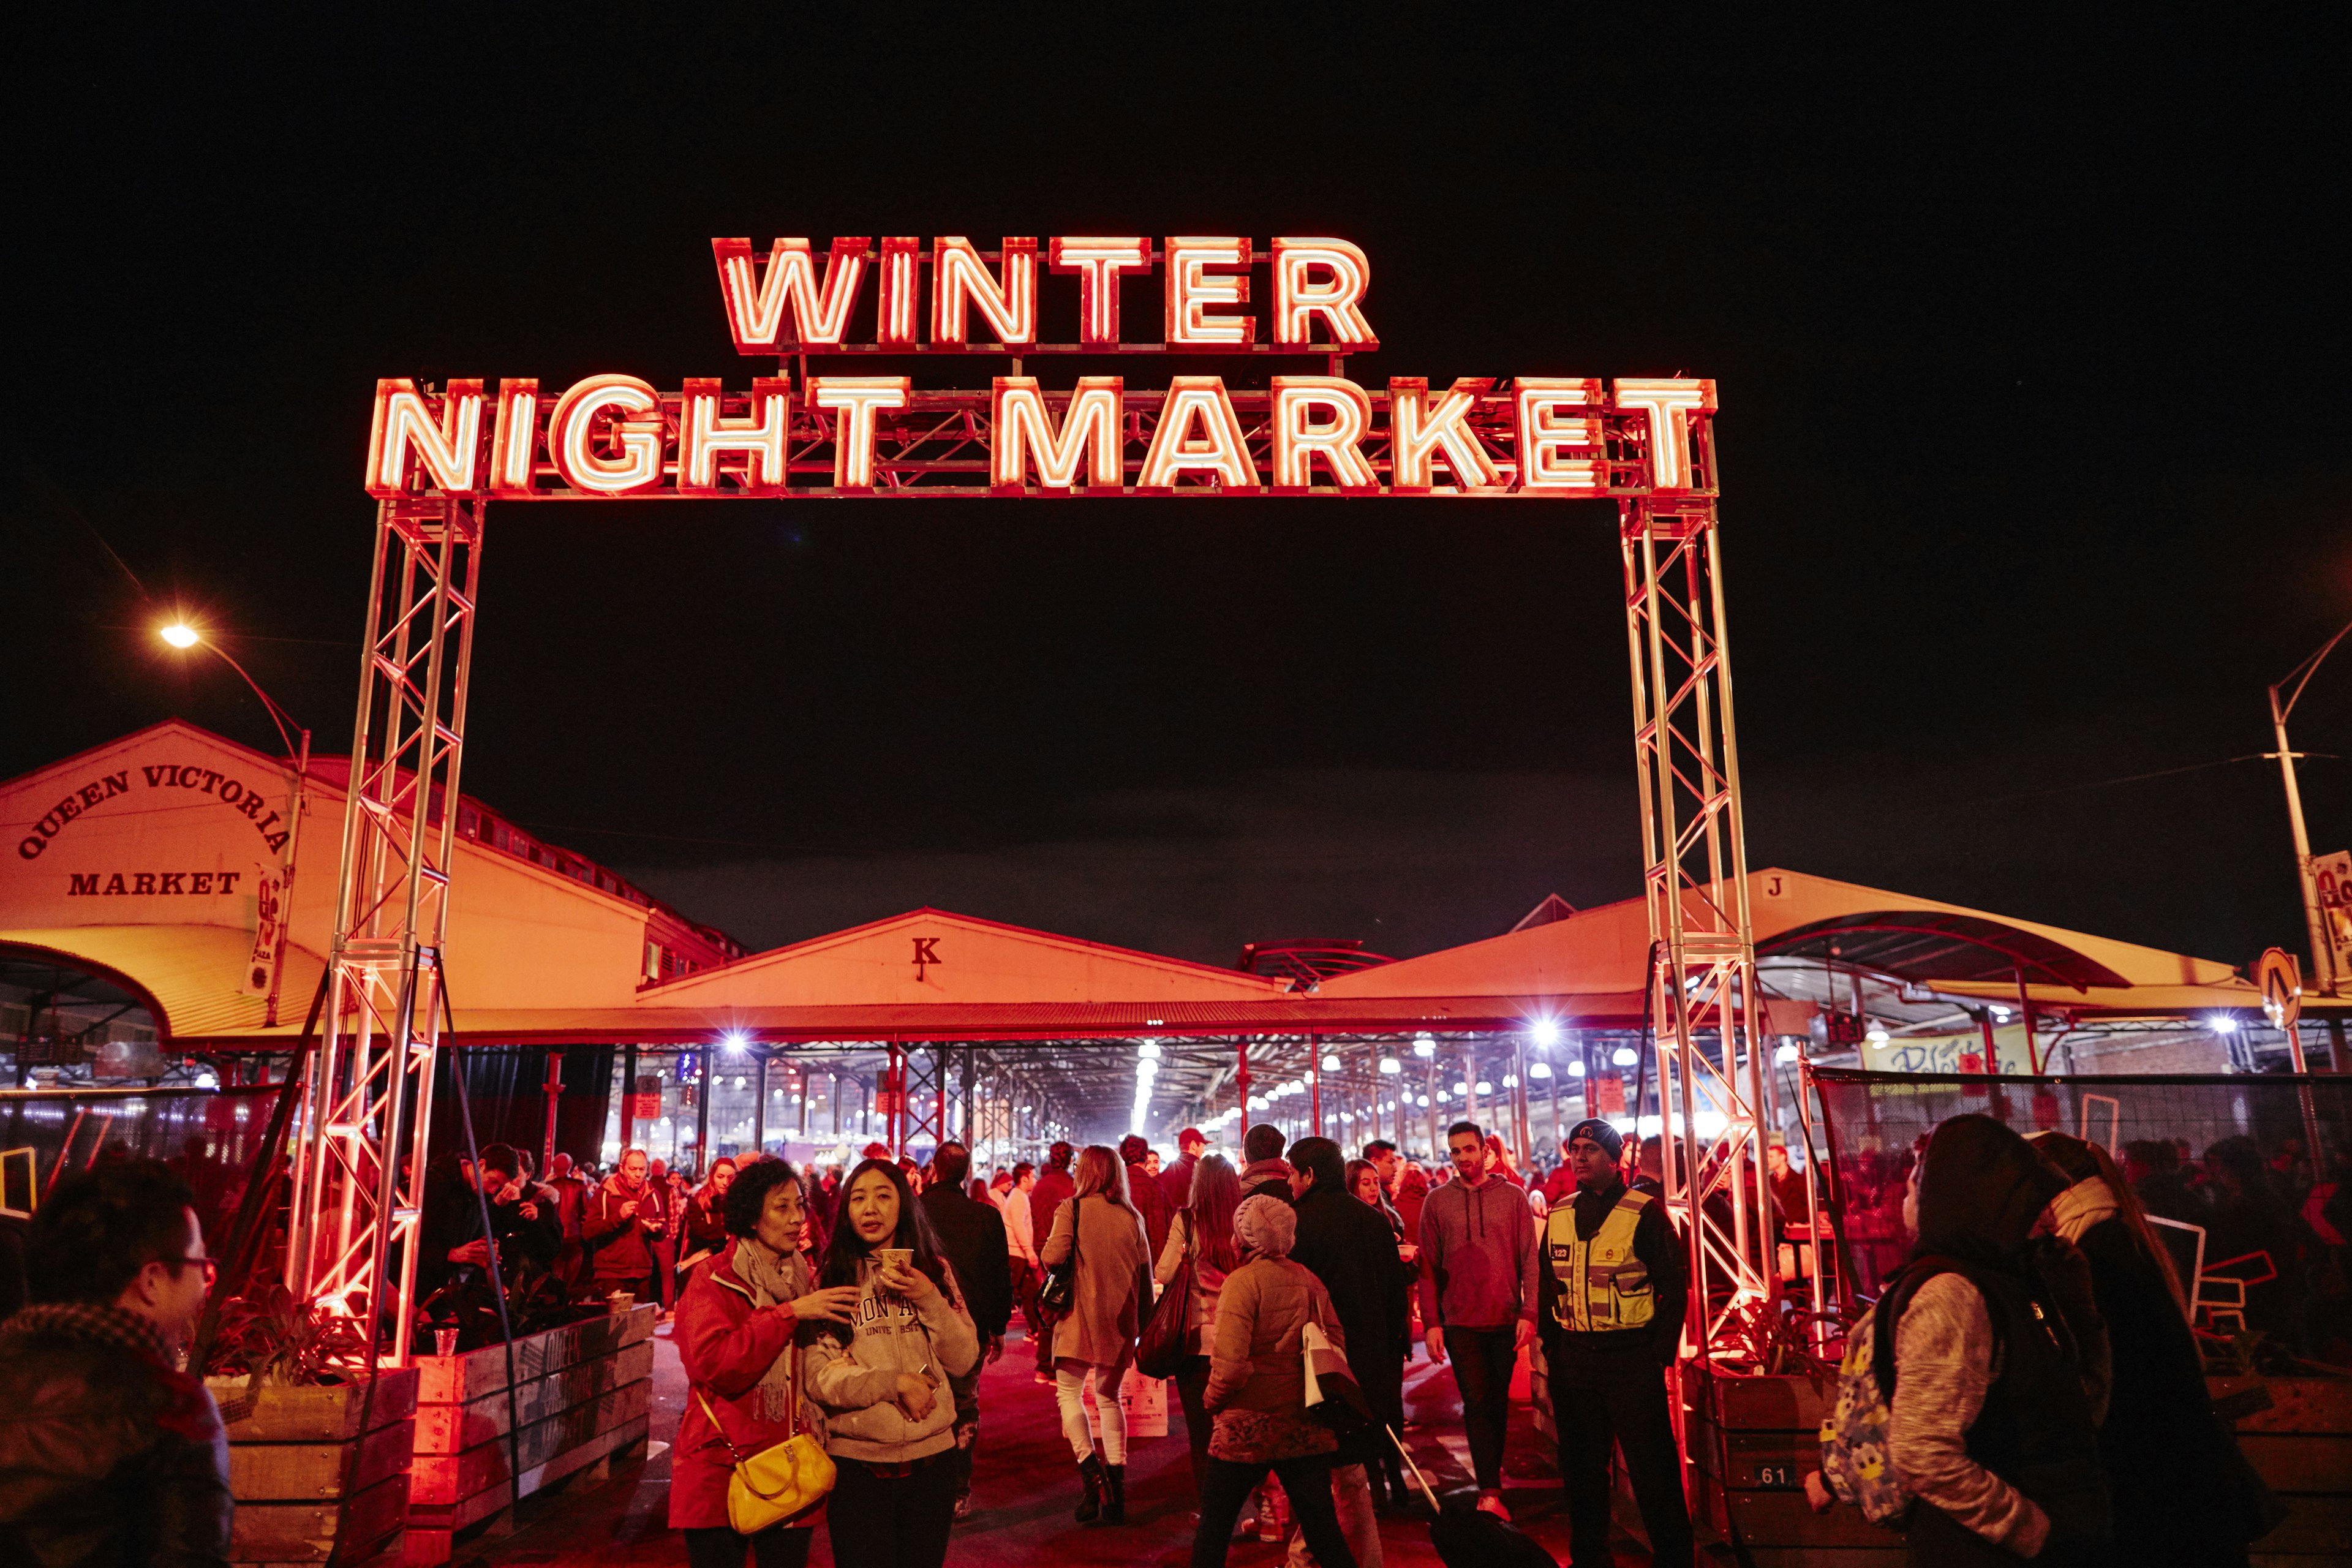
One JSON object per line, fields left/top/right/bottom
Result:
{"left": 991, "top": 377, "right": 1124, "bottom": 493}
{"left": 1272, "top": 238, "right": 1376, "bottom": 348}
{"left": 1390, "top": 377, "right": 1502, "bottom": 493}
{"left": 710, "top": 238, "right": 870, "bottom": 351}
{"left": 1050, "top": 237, "right": 1152, "bottom": 346}
{"left": 1514, "top": 378, "right": 1606, "bottom": 494}
{"left": 549, "top": 374, "right": 665, "bottom": 495}
{"left": 488, "top": 378, "right": 540, "bottom": 496}
{"left": 810, "top": 377, "right": 910, "bottom": 490}
{"left": 1613, "top": 378, "right": 1715, "bottom": 491}
{"left": 1164, "top": 238, "right": 1253, "bottom": 348}
{"left": 1136, "top": 376, "right": 1258, "bottom": 491}
{"left": 933, "top": 237, "right": 1037, "bottom": 347}
{"left": 875, "top": 238, "right": 921, "bottom": 348}
{"left": 679, "top": 377, "right": 792, "bottom": 491}
{"left": 365, "top": 379, "right": 484, "bottom": 497}
{"left": 1270, "top": 376, "right": 1377, "bottom": 494}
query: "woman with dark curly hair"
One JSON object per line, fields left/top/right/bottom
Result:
{"left": 669, "top": 1158, "right": 861, "bottom": 1568}
{"left": 804, "top": 1157, "right": 980, "bottom": 1568}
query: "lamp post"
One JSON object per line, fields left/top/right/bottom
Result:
{"left": 160, "top": 622, "right": 311, "bottom": 1028}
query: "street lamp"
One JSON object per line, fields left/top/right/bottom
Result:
{"left": 2269, "top": 624, "right": 2352, "bottom": 1073}
{"left": 159, "top": 621, "right": 312, "bottom": 1027}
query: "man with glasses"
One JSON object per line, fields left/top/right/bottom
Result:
{"left": 0, "top": 1158, "right": 234, "bottom": 1565}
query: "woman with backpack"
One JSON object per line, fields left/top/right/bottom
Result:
{"left": 1039, "top": 1144, "right": 1153, "bottom": 1525}
{"left": 2032, "top": 1131, "right": 2269, "bottom": 1566}
{"left": 1880, "top": 1115, "right": 2109, "bottom": 1565}
{"left": 802, "top": 1158, "right": 979, "bottom": 1568}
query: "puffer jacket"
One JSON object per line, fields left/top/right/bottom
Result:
{"left": 0, "top": 1303, "right": 234, "bottom": 1567}
{"left": 1204, "top": 1255, "right": 1346, "bottom": 1415}
{"left": 803, "top": 1257, "right": 979, "bottom": 1464}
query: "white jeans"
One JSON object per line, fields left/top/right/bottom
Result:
{"left": 1055, "top": 1361, "right": 1128, "bottom": 1464}
{"left": 1285, "top": 1461, "right": 1384, "bottom": 1568}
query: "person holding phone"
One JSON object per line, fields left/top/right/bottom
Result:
{"left": 803, "top": 1158, "right": 978, "bottom": 1568}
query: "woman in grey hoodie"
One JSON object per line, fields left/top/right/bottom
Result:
{"left": 804, "top": 1157, "right": 980, "bottom": 1568}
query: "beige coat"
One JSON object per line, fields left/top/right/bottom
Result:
{"left": 1039, "top": 1192, "right": 1152, "bottom": 1366}
{"left": 1154, "top": 1210, "right": 1234, "bottom": 1357}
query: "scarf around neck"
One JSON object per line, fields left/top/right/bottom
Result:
{"left": 1, "top": 1300, "right": 173, "bottom": 1365}
{"left": 730, "top": 1237, "right": 806, "bottom": 1425}
{"left": 2046, "top": 1175, "right": 2120, "bottom": 1244}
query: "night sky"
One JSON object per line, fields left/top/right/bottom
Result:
{"left": 8, "top": 12, "right": 2350, "bottom": 971}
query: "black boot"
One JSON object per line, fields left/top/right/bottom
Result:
{"left": 1075, "top": 1455, "right": 1106, "bottom": 1523}
{"left": 1101, "top": 1462, "right": 1126, "bottom": 1525}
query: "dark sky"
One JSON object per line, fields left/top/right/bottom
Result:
{"left": 8, "top": 11, "right": 2351, "bottom": 970}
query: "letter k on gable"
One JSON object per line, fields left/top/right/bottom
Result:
{"left": 912, "top": 937, "right": 941, "bottom": 981}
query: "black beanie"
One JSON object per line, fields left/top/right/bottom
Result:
{"left": 1566, "top": 1118, "right": 1624, "bottom": 1161}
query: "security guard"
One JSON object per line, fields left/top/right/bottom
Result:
{"left": 1539, "top": 1118, "right": 1693, "bottom": 1568}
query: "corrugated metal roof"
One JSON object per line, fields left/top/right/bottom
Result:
{"left": 0, "top": 925, "right": 326, "bottom": 1042}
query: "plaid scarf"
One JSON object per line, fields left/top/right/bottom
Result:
{"left": 1, "top": 1301, "right": 173, "bottom": 1365}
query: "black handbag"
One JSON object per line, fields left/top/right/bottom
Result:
{"left": 1036, "top": 1196, "right": 1080, "bottom": 1316}
{"left": 1136, "top": 1215, "right": 1194, "bottom": 1379}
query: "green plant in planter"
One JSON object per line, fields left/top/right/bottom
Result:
{"left": 203, "top": 1275, "right": 378, "bottom": 1423}
{"left": 1712, "top": 1294, "right": 1853, "bottom": 1380}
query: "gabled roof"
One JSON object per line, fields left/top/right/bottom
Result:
{"left": 642, "top": 907, "right": 1288, "bottom": 1008}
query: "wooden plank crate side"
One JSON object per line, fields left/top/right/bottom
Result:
{"left": 412, "top": 1338, "right": 657, "bottom": 1453}
{"left": 409, "top": 1380, "right": 651, "bottom": 1507}
{"left": 207, "top": 1368, "right": 421, "bottom": 1442}
{"left": 402, "top": 1414, "right": 649, "bottom": 1564}
{"left": 2216, "top": 1376, "right": 2352, "bottom": 1436}
{"left": 411, "top": 1306, "right": 654, "bottom": 1405}
{"left": 229, "top": 1471, "right": 408, "bottom": 1564}
{"left": 1694, "top": 1474, "right": 1898, "bottom": 1550}
{"left": 229, "top": 1417, "right": 415, "bottom": 1502}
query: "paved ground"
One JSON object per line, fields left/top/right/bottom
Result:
{"left": 448, "top": 1322, "right": 1654, "bottom": 1567}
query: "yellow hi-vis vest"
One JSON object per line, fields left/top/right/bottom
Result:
{"left": 1545, "top": 1188, "right": 1656, "bottom": 1333}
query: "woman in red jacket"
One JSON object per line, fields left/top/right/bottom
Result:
{"left": 671, "top": 1158, "right": 861, "bottom": 1568}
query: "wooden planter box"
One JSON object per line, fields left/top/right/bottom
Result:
{"left": 1667, "top": 1366, "right": 2351, "bottom": 1566}
{"left": 1678, "top": 1369, "right": 1902, "bottom": 1568}
{"left": 402, "top": 1303, "right": 656, "bottom": 1566}
{"left": 204, "top": 1367, "right": 420, "bottom": 1568}
{"left": 2217, "top": 1371, "right": 2352, "bottom": 1565}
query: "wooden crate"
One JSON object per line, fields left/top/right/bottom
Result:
{"left": 203, "top": 1370, "right": 420, "bottom": 1567}
{"left": 1677, "top": 1370, "right": 1905, "bottom": 1567}
{"left": 402, "top": 1305, "right": 655, "bottom": 1566}
{"left": 2218, "top": 1372, "right": 2352, "bottom": 1565}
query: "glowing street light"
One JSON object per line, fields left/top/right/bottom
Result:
{"left": 156, "top": 618, "right": 311, "bottom": 1027}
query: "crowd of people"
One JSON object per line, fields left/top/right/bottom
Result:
{"left": 0, "top": 1102, "right": 2330, "bottom": 1567}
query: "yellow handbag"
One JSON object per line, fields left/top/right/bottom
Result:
{"left": 693, "top": 1348, "right": 836, "bottom": 1532}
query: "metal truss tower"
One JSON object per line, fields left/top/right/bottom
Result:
{"left": 1621, "top": 490, "right": 1774, "bottom": 1352}
{"left": 286, "top": 494, "right": 483, "bottom": 1362}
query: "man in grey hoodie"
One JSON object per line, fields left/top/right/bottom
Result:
{"left": 1417, "top": 1119, "right": 1540, "bottom": 1520}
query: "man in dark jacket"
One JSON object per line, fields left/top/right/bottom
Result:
{"left": 1027, "top": 1142, "right": 1077, "bottom": 1378}
{"left": 1120, "top": 1135, "right": 1174, "bottom": 1261}
{"left": 918, "top": 1141, "right": 1012, "bottom": 1520}
{"left": 1286, "top": 1137, "right": 1400, "bottom": 1560}
{"left": 1538, "top": 1118, "right": 1691, "bottom": 1568}
{"left": 479, "top": 1144, "right": 561, "bottom": 1275}
{"left": 0, "top": 1158, "right": 234, "bottom": 1567}
{"left": 1159, "top": 1127, "right": 1207, "bottom": 1212}
{"left": 1238, "top": 1123, "right": 1295, "bottom": 1205}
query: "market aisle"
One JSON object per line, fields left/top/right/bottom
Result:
{"left": 448, "top": 1324, "right": 1627, "bottom": 1566}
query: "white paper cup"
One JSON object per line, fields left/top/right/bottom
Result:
{"left": 876, "top": 1248, "right": 913, "bottom": 1271}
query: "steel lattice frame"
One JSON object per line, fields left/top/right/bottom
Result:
{"left": 1621, "top": 486, "right": 1776, "bottom": 1354}
{"left": 287, "top": 496, "right": 481, "bottom": 1363}
{"left": 318, "top": 371, "right": 1746, "bottom": 1365}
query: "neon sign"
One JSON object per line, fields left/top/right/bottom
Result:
{"left": 366, "top": 238, "right": 1716, "bottom": 500}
